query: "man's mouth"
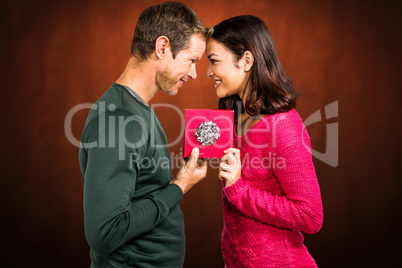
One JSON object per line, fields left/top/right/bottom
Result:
{"left": 179, "top": 79, "right": 186, "bottom": 87}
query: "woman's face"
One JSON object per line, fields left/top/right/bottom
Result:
{"left": 206, "top": 38, "right": 249, "bottom": 98}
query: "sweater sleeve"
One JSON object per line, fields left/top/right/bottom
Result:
{"left": 223, "top": 112, "right": 323, "bottom": 234}
{"left": 81, "top": 109, "right": 183, "bottom": 256}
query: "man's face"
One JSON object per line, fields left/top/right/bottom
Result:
{"left": 157, "top": 34, "right": 206, "bottom": 96}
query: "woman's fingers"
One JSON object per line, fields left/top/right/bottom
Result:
{"left": 222, "top": 148, "right": 240, "bottom": 167}
{"left": 222, "top": 152, "right": 235, "bottom": 165}
{"left": 219, "top": 148, "right": 241, "bottom": 187}
{"left": 219, "top": 161, "right": 232, "bottom": 171}
{"left": 223, "top": 148, "right": 240, "bottom": 155}
{"left": 218, "top": 170, "right": 230, "bottom": 181}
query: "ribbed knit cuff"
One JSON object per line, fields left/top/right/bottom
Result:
{"left": 223, "top": 177, "right": 246, "bottom": 199}
{"left": 156, "top": 183, "right": 183, "bottom": 209}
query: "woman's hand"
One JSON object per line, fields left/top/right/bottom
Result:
{"left": 219, "top": 148, "right": 241, "bottom": 187}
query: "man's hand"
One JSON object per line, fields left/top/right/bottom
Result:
{"left": 171, "top": 147, "right": 207, "bottom": 195}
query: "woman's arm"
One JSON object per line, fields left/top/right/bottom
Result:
{"left": 223, "top": 112, "right": 323, "bottom": 234}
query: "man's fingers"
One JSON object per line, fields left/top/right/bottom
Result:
{"left": 177, "top": 148, "right": 186, "bottom": 169}
{"left": 187, "top": 147, "right": 199, "bottom": 170}
{"left": 197, "top": 158, "right": 207, "bottom": 169}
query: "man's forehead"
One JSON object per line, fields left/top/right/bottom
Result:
{"left": 188, "top": 34, "right": 206, "bottom": 47}
{"left": 182, "top": 36, "right": 205, "bottom": 55}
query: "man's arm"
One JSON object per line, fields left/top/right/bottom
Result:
{"left": 81, "top": 110, "right": 207, "bottom": 256}
{"left": 82, "top": 110, "right": 183, "bottom": 255}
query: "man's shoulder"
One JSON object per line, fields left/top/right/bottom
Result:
{"left": 94, "top": 83, "right": 124, "bottom": 110}
{"left": 89, "top": 83, "right": 151, "bottom": 120}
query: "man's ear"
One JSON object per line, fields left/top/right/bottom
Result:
{"left": 155, "top": 36, "right": 170, "bottom": 60}
{"left": 242, "top": 51, "right": 254, "bottom": 72}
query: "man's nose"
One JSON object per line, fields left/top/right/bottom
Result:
{"left": 188, "top": 64, "right": 197, "bottom": 79}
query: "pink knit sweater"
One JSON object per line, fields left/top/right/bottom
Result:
{"left": 221, "top": 109, "right": 323, "bottom": 268}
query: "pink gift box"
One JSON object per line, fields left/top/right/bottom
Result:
{"left": 183, "top": 109, "right": 234, "bottom": 158}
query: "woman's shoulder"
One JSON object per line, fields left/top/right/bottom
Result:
{"left": 261, "top": 109, "right": 303, "bottom": 127}
{"left": 244, "top": 110, "right": 303, "bottom": 135}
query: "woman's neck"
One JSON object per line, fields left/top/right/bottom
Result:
{"left": 237, "top": 112, "right": 264, "bottom": 136}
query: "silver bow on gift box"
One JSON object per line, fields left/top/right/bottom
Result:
{"left": 194, "top": 121, "right": 220, "bottom": 146}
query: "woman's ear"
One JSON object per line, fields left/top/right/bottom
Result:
{"left": 242, "top": 51, "right": 254, "bottom": 72}
{"left": 155, "top": 36, "right": 170, "bottom": 59}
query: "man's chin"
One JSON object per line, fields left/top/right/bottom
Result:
{"left": 164, "top": 88, "right": 179, "bottom": 96}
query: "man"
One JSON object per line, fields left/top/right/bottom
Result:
{"left": 78, "top": 2, "right": 208, "bottom": 267}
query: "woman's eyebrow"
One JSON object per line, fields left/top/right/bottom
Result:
{"left": 207, "top": 53, "right": 218, "bottom": 59}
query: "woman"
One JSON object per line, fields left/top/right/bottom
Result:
{"left": 206, "top": 15, "right": 323, "bottom": 267}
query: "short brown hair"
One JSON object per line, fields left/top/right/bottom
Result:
{"left": 131, "top": 2, "right": 207, "bottom": 60}
{"left": 210, "top": 15, "right": 298, "bottom": 119}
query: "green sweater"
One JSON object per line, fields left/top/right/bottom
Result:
{"left": 79, "top": 83, "right": 185, "bottom": 267}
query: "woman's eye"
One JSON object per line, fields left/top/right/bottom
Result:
{"left": 210, "top": 59, "right": 217, "bottom": 64}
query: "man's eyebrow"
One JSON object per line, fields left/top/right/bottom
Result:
{"left": 207, "top": 53, "right": 218, "bottom": 59}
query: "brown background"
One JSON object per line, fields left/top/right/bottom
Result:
{"left": 1, "top": 0, "right": 401, "bottom": 267}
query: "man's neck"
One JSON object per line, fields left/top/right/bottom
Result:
{"left": 116, "top": 56, "right": 158, "bottom": 104}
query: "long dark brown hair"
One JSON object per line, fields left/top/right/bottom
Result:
{"left": 209, "top": 15, "right": 298, "bottom": 120}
